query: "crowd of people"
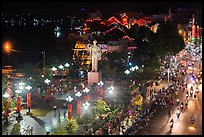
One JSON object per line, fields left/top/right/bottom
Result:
{"left": 93, "top": 43, "right": 202, "bottom": 135}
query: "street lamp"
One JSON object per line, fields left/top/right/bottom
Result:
{"left": 124, "top": 70, "right": 131, "bottom": 75}
{"left": 58, "top": 65, "right": 64, "bottom": 70}
{"left": 66, "top": 96, "right": 73, "bottom": 102}
{"left": 44, "top": 79, "right": 51, "bottom": 85}
{"left": 51, "top": 67, "right": 57, "bottom": 71}
{"left": 64, "top": 63, "right": 70, "bottom": 68}
{"left": 108, "top": 85, "right": 115, "bottom": 94}
{"left": 98, "top": 81, "right": 104, "bottom": 99}
{"left": 83, "top": 101, "right": 90, "bottom": 110}
{"left": 83, "top": 87, "right": 90, "bottom": 102}
{"left": 3, "top": 41, "right": 12, "bottom": 65}
{"left": 83, "top": 87, "right": 90, "bottom": 93}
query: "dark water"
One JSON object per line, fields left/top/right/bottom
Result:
{"left": 2, "top": 23, "right": 74, "bottom": 68}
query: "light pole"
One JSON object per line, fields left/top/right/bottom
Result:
{"left": 167, "top": 68, "right": 170, "bottom": 85}
{"left": 83, "top": 87, "right": 90, "bottom": 102}
{"left": 98, "top": 81, "right": 104, "bottom": 99}
{"left": 58, "top": 65, "right": 64, "bottom": 92}
{"left": 42, "top": 51, "right": 45, "bottom": 70}
{"left": 44, "top": 78, "right": 51, "bottom": 102}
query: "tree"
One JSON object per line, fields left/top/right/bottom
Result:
{"left": 154, "top": 21, "right": 185, "bottom": 58}
{"left": 10, "top": 123, "right": 21, "bottom": 135}
{"left": 2, "top": 75, "right": 7, "bottom": 94}
{"left": 93, "top": 99, "right": 111, "bottom": 115}
{"left": 53, "top": 126, "right": 67, "bottom": 135}
{"left": 64, "top": 118, "right": 79, "bottom": 135}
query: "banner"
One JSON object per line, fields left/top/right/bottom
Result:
{"left": 68, "top": 104, "right": 72, "bottom": 120}
{"left": 5, "top": 101, "right": 9, "bottom": 118}
{"left": 17, "top": 97, "right": 21, "bottom": 112}
{"left": 99, "top": 88, "right": 104, "bottom": 98}
{"left": 85, "top": 95, "right": 89, "bottom": 102}
{"left": 196, "top": 25, "right": 200, "bottom": 39}
{"left": 77, "top": 100, "right": 82, "bottom": 115}
{"left": 27, "top": 93, "right": 31, "bottom": 108}
{"left": 192, "top": 25, "right": 196, "bottom": 40}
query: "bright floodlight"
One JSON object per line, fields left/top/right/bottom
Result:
{"left": 124, "top": 70, "right": 130, "bottom": 75}
{"left": 66, "top": 96, "right": 73, "bottom": 102}
{"left": 25, "top": 85, "right": 32, "bottom": 91}
{"left": 75, "top": 91, "right": 82, "bottom": 97}
{"left": 83, "top": 102, "right": 90, "bottom": 110}
{"left": 3, "top": 92, "right": 10, "bottom": 98}
{"left": 58, "top": 65, "right": 64, "bottom": 69}
{"left": 64, "top": 63, "right": 70, "bottom": 67}
{"left": 51, "top": 67, "right": 57, "bottom": 71}
{"left": 83, "top": 87, "right": 90, "bottom": 93}
{"left": 108, "top": 85, "right": 115, "bottom": 94}
{"left": 44, "top": 79, "right": 51, "bottom": 84}
{"left": 42, "top": 75, "right": 44, "bottom": 78}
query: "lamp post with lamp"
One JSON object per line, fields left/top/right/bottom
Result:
{"left": 83, "top": 87, "right": 90, "bottom": 102}
{"left": 98, "top": 81, "right": 104, "bottom": 99}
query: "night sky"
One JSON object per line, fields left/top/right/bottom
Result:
{"left": 2, "top": 2, "right": 202, "bottom": 15}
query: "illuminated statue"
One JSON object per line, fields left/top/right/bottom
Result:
{"left": 87, "top": 40, "right": 101, "bottom": 72}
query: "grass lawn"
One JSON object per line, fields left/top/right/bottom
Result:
{"left": 29, "top": 109, "right": 51, "bottom": 117}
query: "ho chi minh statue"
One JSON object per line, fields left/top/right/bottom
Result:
{"left": 87, "top": 40, "right": 102, "bottom": 72}
{"left": 87, "top": 40, "right": 102, "bottom": 85}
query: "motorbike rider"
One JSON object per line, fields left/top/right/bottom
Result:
{"left": 170, "top": 118, "right": 174, "bottom": 129}
{"left": 191, "top": 115, "right": 195, "bottom": 124}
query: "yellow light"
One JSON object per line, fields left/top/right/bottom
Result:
{"left": 3, "top": 41, "right": 12, "bottom": 53}
{"left": 188, "top": 126, "right": 195, "bottom": 130}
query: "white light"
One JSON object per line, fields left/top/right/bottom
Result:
{"left": 44, "top": 79, "right": 51, "bottom": 84}
{"left": 108, "top": 85, "right": 115, "bottom": 94}
{"left": 42, "top": 75, "right": 44, "bottom": 78}
{"left": 15, "top": 89, "right": 22, "bottom": 94}
{"left": 75, "top": 91, "right": 82, "bottom": 97}
{"left": 66, "top": 96, "right": 73, "bottom": 102}
{"left": 135, "top": 65, "right": 139, "bottom": 70}
{"left": 83, "top": 102, "right": 90, "bottom": 110}
{"left": 25, "top": 85, "right": 32, "bottom": 91}
{"left": 130, "top": 67, "right": 135, "bottom": 72}
{"left": 51, "top": 67, "right": 57, "bottom": 71}
{"left": 3, "top": 92, "right": 10, "bottom": 98}
{"left": 98, "top": 81, "right": 104, "bottom": 86}
{"left": 83, "top": 87, "right": 90, "bottom": 93}
{"left": 19, "top": 82, "right": 25, "bottom": 86}
{"left": 19, "top": 85, "right": 24, "bottom": 90}
{"left": 58, "top": 65, "right": 64, "bottom": 69}
{"left": 124, "top": 70, "right": 130, "bottom": 75}
{"left": 64, "top": 63, "right": 70, "bottom": 67}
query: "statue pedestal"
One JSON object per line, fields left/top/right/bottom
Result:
{"left": 88, "top": 71, "right": 102, "bottom": 85}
